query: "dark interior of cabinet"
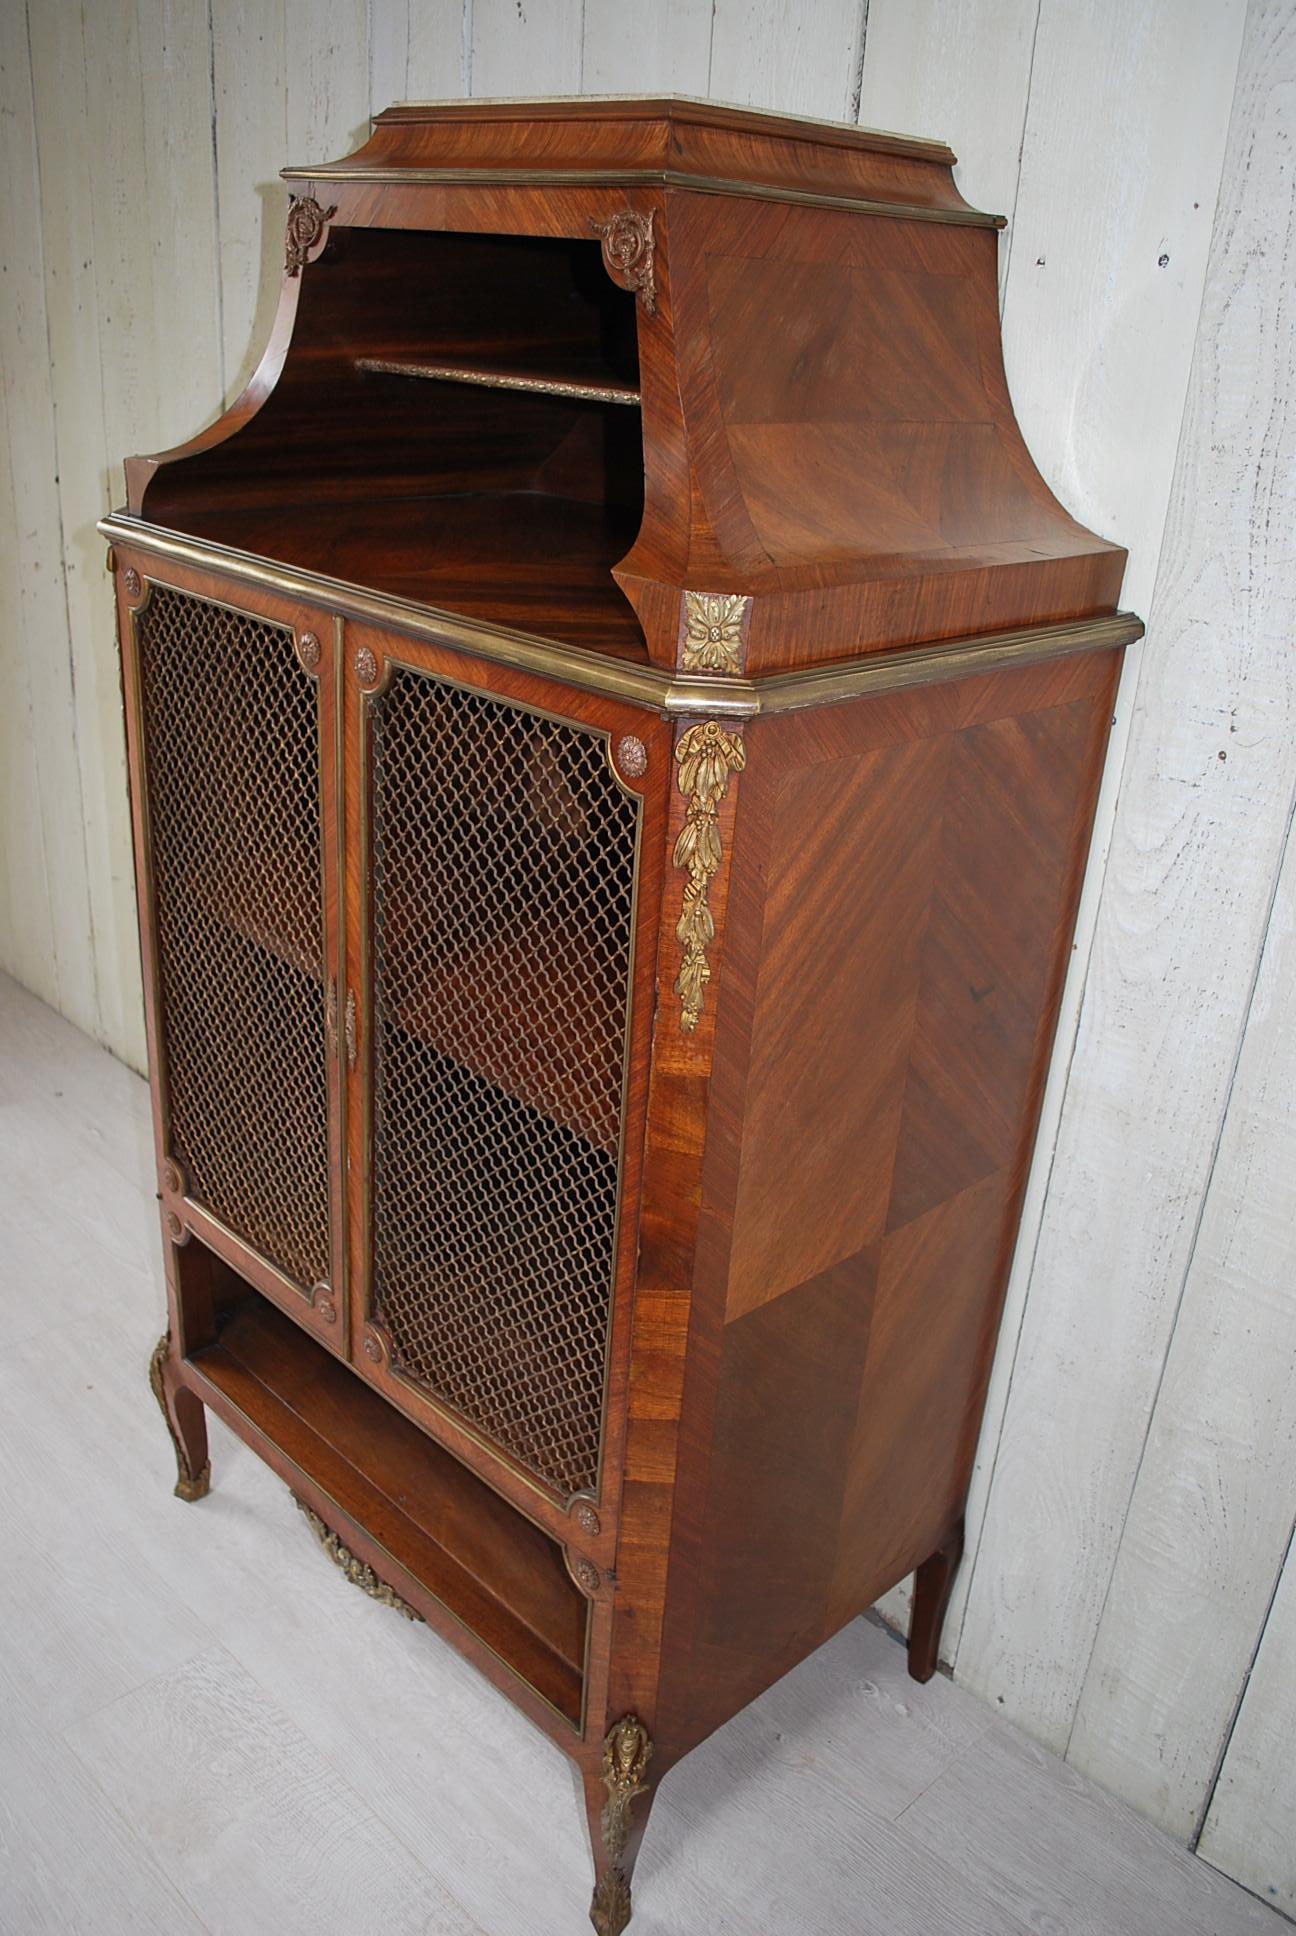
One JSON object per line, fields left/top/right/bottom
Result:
{"left": 180, "top": 1242, "right": 587, "bottom": 1724}
{"left": 139, "top": 229, "right": 646, "bottom": 657}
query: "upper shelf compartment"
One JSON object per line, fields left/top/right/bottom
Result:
{"left": 130, "top": 228, "right": 649, "bottom": 660}
{"left": 122, "top": 97, "right": 1132, "bottom": 675}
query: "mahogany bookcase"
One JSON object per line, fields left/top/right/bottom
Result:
{"left": 104, "top": 97, "right": 1141, "bottom": 1935}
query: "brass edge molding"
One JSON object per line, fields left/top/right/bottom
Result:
{"left": 590, "top": 208, "right": 656, "bottom": 315}
{"left": 278, "top": 164, "right": 1005, "bottom": 228}
{"left": 592, "top": 1716, "right": 654, "bottom": 1936}
{"left": 293, "top": 1497, "right": 422, "bottom": 1620}
{"left": 97, "top": 518, "right": 1141, "bottom": 714}
{"left": 750, "top": 613, "right": 1144, "bottom": 713}
{"left": 673, "top": 722, "right": 746, "bottom": 1033}
{"left": 101, "top": 514, "right": 674, "bottom": 712}
{"left": 148, "top": 1333, "right": 211, "bottom": 1502}
{"left": 680, "top": 590, "right": 750, "bottom": 675}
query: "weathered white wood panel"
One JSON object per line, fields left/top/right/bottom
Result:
{"left": 709, "top": 0, "right": 867, "bottom": 120}
{"left": 25, "top": 0, "right": 226, "bottom": 1075}
{"left": 0, "top": 2, "right": 96, "bottom": 1036}
{"left": 370, "top": 0, "right": 465, "bottom": 107}
{"left": 212, "top": 0, "right": 369, "bottom": 401}
{"left": 953, "top": 0, "right": 1257, "bottom": 1742}
{"left": 581, "top": 0, "right": 714, "bottom": 93}
{"left": 1062, "top": 0, "right": 1296, "bottom": 1838}
{"left": 1071, "top": 806, "right": 1296, "bottom": 1834}
{"left": 1199, "top": 1519, "right": 1296, "bottom": 1915}
{"left": 856, "top": 0, "right": 1039, "bottom": 241}
{"left": 470, "top": 0, "right": 584, "bottom": 96}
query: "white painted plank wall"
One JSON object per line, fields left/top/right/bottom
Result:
{"left": 0, "top": 1, "right": 96, "bottom": 1038}
{"left": 953, "top": 0, "right": 1284, "bottom": 1757}
{"left": 1062, "top": 0, "right": 1296, "bottom": 1852}
{"left": 1, "top": 0, "right": 1292, "bottom": 1913}
{"left": 1200, "top": 1516, "right": 1296, "bottom": 1916}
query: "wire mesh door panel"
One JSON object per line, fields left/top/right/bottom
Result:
{"left": 362, "top": 664, "right": 642, "bottom": 1501}
{"left": 134, "top": 583, "right": 334, "bottom": 1306}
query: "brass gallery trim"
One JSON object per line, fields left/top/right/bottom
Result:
{"left": 100, "top": 518, "right": 1142, "bottom": 716}
{"left": 279, "top": 163, "right": 1005, "bottom": 228}
{"left": 293, "top": 1496, "right": 422, "bottom": 1619}
{"left": 356, "top": 356, "right": 641, "bottom": 405}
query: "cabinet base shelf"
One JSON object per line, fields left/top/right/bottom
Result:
{"left": 180, "top": 1284, "right": 587, "bottom": 1728}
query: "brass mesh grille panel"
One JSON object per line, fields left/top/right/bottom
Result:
{"left": 137, "top": 585, "right": 330, "bottom": 1292}
{"left": 369, "top": 670, "right": 639, "bottom": 1497}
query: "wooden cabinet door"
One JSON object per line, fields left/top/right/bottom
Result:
{"left": 341, "top": 625, "right": 665, "bottom": 1528}
{"left": 121, "top": 571, "right": 347, "bottom": 1352}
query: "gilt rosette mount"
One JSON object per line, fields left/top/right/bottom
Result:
{"left": 680, "top": 591, "right": 750, "bottom": 675}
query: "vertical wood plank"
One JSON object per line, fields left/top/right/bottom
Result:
{"left": 1061, "top": 1, "right": 1296, "bottom": 1832}
{"left": 212, "top": 0, "right": 369, "bottom": 401}
{"left": 369, "top": 0, "right": 465, "bottom": 109}
{"left": 26, "top": 0, "right": 226, "bottom": 1073}
{"left": 469, "top": 0, "right": 584, "bottom": 96}
{"left": 1071, "top": 808, "right": 1296, "bottom": 1832}
{"left": 955, "top": 0, "right": 1289, "bottom": 1757}
{"left": 707, "top": 0, "right": 867, "bottom": 120}
{"left": 856, "top": 1, "right": 1039, "bottom": 255}
{"left": 580, "top": 0, "right": 714, "bottom": 93}
{"left": 0, "top": 2, "right": 94, "bottom": 1030}
{"left": 1198, "top": 1517, "right": 1296, "bottom": 1914}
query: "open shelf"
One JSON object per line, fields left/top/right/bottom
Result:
{"left": 135, "top": 229, "right": 648, "bottom": 658}
{"left": 189, "top": 492, "right": 647, "bottom": 659}
{"left": 185, "top": 1271, "right": 587, "bottom": 1724}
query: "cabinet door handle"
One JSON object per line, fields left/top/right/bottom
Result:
{"left": 326, "top": 978, "right": 339, "bottom": 1059}
{"left": 344, "top": 989, "right": 357, "bottom": 1071}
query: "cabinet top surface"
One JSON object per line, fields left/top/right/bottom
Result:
{"left": 282, "top": 91, "right": 989, "bottom": 226}
{"left": 369, "top": 94, "right": 955, "bottom": 163}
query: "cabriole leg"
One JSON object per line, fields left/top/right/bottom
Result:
{"left": 907, "top": 1517, "right": 965, "bottom": 1683}
{"left": 583, "top": 1715, "right": 656, "bottom": 1936}
{"left": 148, "top": 1332, "right": 210, "bottom": 1501}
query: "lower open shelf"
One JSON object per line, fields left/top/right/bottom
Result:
{"left": 183, "top": 1276, "right": 587, "bottom": 1726}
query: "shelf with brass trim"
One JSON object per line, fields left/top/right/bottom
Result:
{"left": 356, "top": 356, "right": 641, "bottom": 407}
{"left": 100, "top": 511, "right": 1143, "bottom": 720}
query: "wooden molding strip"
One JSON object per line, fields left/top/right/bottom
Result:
{"left": 279, "top": 165, "right": 1005, "bottom": 229}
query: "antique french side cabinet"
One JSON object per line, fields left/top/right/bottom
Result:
{"left": 105, "top": 97, "right": 1141, "bottom": 1934}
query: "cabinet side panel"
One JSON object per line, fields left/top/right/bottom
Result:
{"left": 659, "top": 649, "right": 1120, "bottom": 1756}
